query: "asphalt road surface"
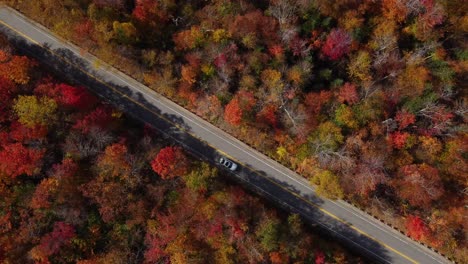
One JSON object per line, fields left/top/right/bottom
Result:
{"left": 0, "top": 6, "right": 451, "bottom": 264}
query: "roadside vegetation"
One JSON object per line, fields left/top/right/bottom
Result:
{"left": 1, "top": 0, "right": 466, "bottom": 261}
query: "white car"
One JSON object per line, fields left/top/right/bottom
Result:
{"left": 219, "top": 157, "right": 238, "bottom": 171}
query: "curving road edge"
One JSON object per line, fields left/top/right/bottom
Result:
{"left": 0, "top": 6, "right": 451, "bottom": 264}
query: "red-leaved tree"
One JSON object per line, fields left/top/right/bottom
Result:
{"left": 9, "top": 121, "right": 48, "bottom": 143}
{"left": 337, "top": 82, "right": 359, "bottom": 105}
{"left": 35, "top": 82, "right": 97, "bottom": 110}
{"left": 257, "top": 104, "right": 278, "bottom": 128}
{"left": 0, "top": 143, "right": 44, "bottom": 178}
{"left": 151, "top": 146, "right": 189, "bottom": 179}
{"left": 73, "top": 105, "right": 114, "bottom": 133}
{"left": 304, "top": 90, "right": 332, "bottom": 116}
{"left": 31, "top": 222, "right": 76, "bottom": 261}
{"left": 269, "top": 45, "right": 284, "bottom": 58}
{"left": 133, "top": 0, "right": 168, "bottom": 25}
{"left": 390, "top": 131, "right": 410, "bottom": 149}
{"left": 74, "top": 19, "right": 94, "bottom": 41}
{"left": 0, "top": 76, "right": 16, "bottom": 122}
{"left": 57, "top": 84, "right": 97, "bottom": 110}
{"left": 315, "top": 250, "right": 325, "bottom": 264}
{"left": 395, "top": 110, "right": 416, "bottom": 130}
{"left": 321, "top": 28, "right": 352, "bottom": 60}
{"left": 406, "top": 215, "right": 430, "bottom": 241}
{"left": 52, "top": 158, "right": 79, "bottom": 179}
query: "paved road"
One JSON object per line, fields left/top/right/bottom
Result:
{"left": 0, "top": 6, "right": 451, "bottom": 264}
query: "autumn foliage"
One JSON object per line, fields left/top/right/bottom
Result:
{"left": 56, "top": 84, "right": 98, "bottom": 110}
{"left": 0, "top": 76, "right": 16, "bottom": 121}
{"left": 0, "top": 143, "right": 44, "bottom": 178}
{"left": 2, "top": 0, "right": 468, "bottom": 261}
{"left": 224, "top": 98, "right": 243, "bottom": 126}
{"left": 257, "top": 104, "right": 278, "bottom": 128}
{"left": 0, "top": 75, "right": 15, "bottom": 103}
{"left": 8, "top": 121, "right": 48, "bottom": 143}
{"left": 395, "top": 110, "right": 416, "bottom": 130}
{"left": 13, "top": 95, "right": 57, "bottom": 128}
{"left": 321, "top": 28, "right": 352, "bottom": 60}
{"left": 73, "top": 105, "right": 114, "bottom": 133}
{"left": 0, "top": 54, "right": 35, "bottom": 84}
{"left": 133, "top": 0, "right": 168, "bottom": 25}
{"left": 151, "top": 146, "right": 189, "bottom": 179}
{"left": 394, "top": 164, "right": 444, "bottom": 208}
{"left": 30, "top": 222, "right": 76, "bottom": 261}
{"left": 337, "top": 83, "right": 359, "bottom": 105}
{"left": 390, "top": 131, "right": 410, "bottom": 149}
{"left": 406, "top": 215, "right": 430, "bottom": 241}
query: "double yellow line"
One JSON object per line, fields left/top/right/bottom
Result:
{"left": 0, "top": 12, "right": 420, "bottom": 264}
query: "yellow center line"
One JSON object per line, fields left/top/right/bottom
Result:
{"left": 0, "top": 17, "right": 419, "bottom": 264}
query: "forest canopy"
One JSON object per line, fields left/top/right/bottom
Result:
{"left": 1, "top": 0, "right": 467, "bottom": 262}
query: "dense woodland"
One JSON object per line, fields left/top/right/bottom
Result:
{"left": 0, "top": 0, "right": 466, "bottom": 262}
{"left": 0, "top": 40, "right": 361, "bottom": 263}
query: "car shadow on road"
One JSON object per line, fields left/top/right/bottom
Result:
{"left": 7, "top": 35, "right": 392, "bottom": 264}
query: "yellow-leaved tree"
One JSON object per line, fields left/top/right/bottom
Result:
{"left": 13, "top": 95, "right": 57, "bottom": 128}
{"left": 310, "top": 170, "right": 344, "bottom": 199}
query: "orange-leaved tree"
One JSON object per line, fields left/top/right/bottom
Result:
{"left": 394, "top": 164, "right": 444, "bottom": 208}
{"left": 224, "top": 98, "right": 243, "bottom": 126}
